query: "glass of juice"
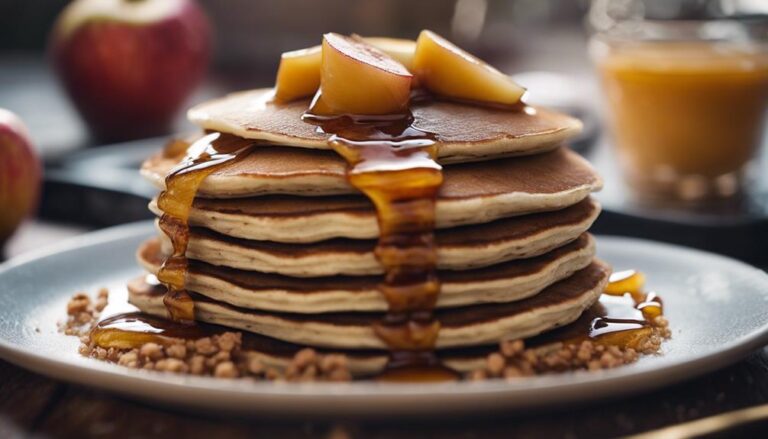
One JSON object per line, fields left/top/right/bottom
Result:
{"left": 591, "top": 19, "right": 768, "bottom": 202}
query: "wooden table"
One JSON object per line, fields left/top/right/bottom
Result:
{"left": 2, "top": 221, "right": 768, "bottom": 438}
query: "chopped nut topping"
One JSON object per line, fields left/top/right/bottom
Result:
{"left": 65, "top": 289, "right": 354, "bottom": 382}
{"left": 63, "top": 289, "right": 670, "bottom": 383}
{"left": 466, "top": 316, "right": 671, "bottom": 381}
{"left": 214, "top": 361, "right": 239, "bottom": 378}
{"left": 61, "top": 291, "right": 104, "bottom": 336}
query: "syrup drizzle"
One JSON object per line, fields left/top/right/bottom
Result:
{"left": 303, "top": 111, "right": 458, "bottom": 381}
{"left": 588, "top": 269, "right": 662, "bottom": 348}
{"left": 520, "top": 270, "right": 665, "bottom": 352}
{"left": 156, "top": 133, "right": 255, "bottom": 323}
{"left": 91, "top": 312, "right": 213, "bottom": 349}
{"left": 588, "top": 293, "right": 653, "bottom": 347}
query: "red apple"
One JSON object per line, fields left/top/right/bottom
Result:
{"left": 49, "top": 0, "right": 211, "bottom": 142}
{"left": 0, "top": 109, "right": 42, "bottom": 245}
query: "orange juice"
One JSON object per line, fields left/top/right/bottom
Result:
{"left": 595, "top": 41, "right": 768, "bottom": 200}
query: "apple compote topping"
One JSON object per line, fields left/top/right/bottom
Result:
{"left": 274, "top": 30, "right": 526, "bottom": 107}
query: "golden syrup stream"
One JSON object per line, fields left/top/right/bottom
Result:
{"left": 589, "top": 270, "right": 663, "bottom": 347}
{"left": 303, "top": 111, "right": 458, "bottom": 381}
{"left": 525, "top": 270, "right": 666, "bottom": 351}
{"left": 156, "top": 133, "right": 255, "bottom": 323}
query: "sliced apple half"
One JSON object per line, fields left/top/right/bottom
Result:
{"left": 274, "top": 37, "right": 418, "bottom": 103}
{"left": 412, "top": 30, "right": 525, "bottom": 106}
{"left": 311, "top": 33, "right": 412, "bottom": 115}
{"left": 362, "top": 37, "right": 417, "bottom": 71}
{"left": 274, "top": 45, "right": 322, "bottom": 103}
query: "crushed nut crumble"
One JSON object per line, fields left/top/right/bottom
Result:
{"left": 63, "top": 289, "right": 670, "bottom": 382}
{"left": 466, "top": 316, "right": 672, "bottom": 381}
{"left": 63, "top": 289, "right": 352, "bottom": 382}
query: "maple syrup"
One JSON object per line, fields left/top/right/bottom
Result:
{"left": 89, "top": 277, "right": 309, "bottom": 354}
{"left": 303, "top": 110, "right": 459, "bottom": 381}
{"left": 605, "top": 269, "right": 645, "bottom": 299}
{"left": 91, "top": 312, "right": 215, "bottom": 350}
{"left": 591, "top": 269, "right": 663, "bottom": 348}
{"left": 156, "top": 133, "right": 255, "bottom": 323}
{"left": 588, "top": 293, "right": 654, "bottom": 348}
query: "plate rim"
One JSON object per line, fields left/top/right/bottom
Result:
{"left": 1, "top": 221, "right": 767, "bottom": 416}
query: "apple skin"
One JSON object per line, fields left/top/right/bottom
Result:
{"left": 49, "top": 0, "right": 211, "bottom": 142}
{"left": 0, "top": 109, "right": 41, "bottom": 246}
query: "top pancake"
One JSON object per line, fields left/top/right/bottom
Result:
{"left": 187, "top": 88, "right": 582, "bottom": 163}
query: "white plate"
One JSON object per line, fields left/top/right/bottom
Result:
{"left": 1, "top": 221, "right": 767, "bottom": 416}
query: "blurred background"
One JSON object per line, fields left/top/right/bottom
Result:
{"left": 0, "top": 0, "right": 593, "bottom": 155}
{"left": 1, "top": 0, "right": 768, "bottom": 264}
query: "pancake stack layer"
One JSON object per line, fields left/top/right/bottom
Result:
{"left": 131, "top": 88, "right": 608, "bottom": 376}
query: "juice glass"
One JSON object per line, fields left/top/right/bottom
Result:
{"left": 591, "top": 20, "right": 768, "bottom": 202}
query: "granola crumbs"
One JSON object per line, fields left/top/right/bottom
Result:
{"left": 60, "top": 290, "right": 108, "bottom": 337}
{"left": 64, "top": 290, "right": 670, "bottom": 383}
{"left": 467, "top": 316, "right": 672, "bottom": 381}
{"left": 78, "top": 331, "right": 353, "bottom": 382}
{"left": 65, "top": 289, "right": 353, "bottom": 382}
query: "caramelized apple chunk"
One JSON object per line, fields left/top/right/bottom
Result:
{"left": 310, "top": 33, "right": 413, "bottom": 116}
{"left": 274, "top": 45, "right": 321, "bottom": 103}
{"left": 362, "top": 37, "right": 417, "bottom": 71}
{"left": 412, "top": 30, "right": 525, "bottom": 106}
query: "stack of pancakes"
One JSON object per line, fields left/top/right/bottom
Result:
{"left": 130, "top": 89, "right": 609, "bottom": 376}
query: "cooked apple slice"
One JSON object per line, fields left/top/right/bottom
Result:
{"left": 311, "top": 33, "right": 413, "bottom": 115}
{"left": 362, "top": 37, "right": 417, "bottom": 71}
{"left": 274, "top": 37, "right": 418, "bottom": 103}
{"left": 412, "top": 30, "right": 525, "bottom": 106}
{"left": 274, "top": 45, "right": 321, "bottom": 103}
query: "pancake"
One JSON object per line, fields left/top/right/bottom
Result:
{"left": 102, "top": 310, "right": 496, "bottom": 377}
{"left": 146, "top": 148, "right": 602, "bottom": 242}
{"left": 186, "top": 88, "right": 582, "bottom": 163}
{"left": 241, "top": 343, "right": 488, "bottom": 378}
{"left": 157, "top": 198, "right": 600, "bottom": 277}
{"left": 128, "top": 260, "right": 609, "bottom": 350}
{"left": 222, "top": 324, "right": 493, "bottom": 377}
{"left": 138, "top": 234, "right": 595, "bottom": 313}
{"left": 176, "top": 299, "right": 611, "bottom": 377}
{"left": 141, "top": 145, "right": 600, "bottom": 199}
